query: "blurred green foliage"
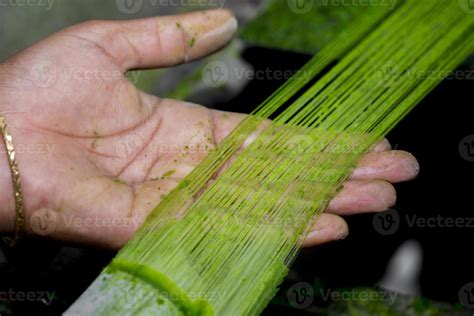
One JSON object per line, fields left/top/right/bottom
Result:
{"left": 240, "top": 0, "right": 399, "bottom": 54}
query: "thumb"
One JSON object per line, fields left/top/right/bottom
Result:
{"left": 61, "top": 9, "right": 238, "bottom": 71}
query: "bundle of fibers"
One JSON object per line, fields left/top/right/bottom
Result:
{"left": 66, "top": 1, "right": 473, "bottom": 315}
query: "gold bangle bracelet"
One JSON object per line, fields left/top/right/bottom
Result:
{"left": 0, "top": 115, "right": 25, "bottom": 247}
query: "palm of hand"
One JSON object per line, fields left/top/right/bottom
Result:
{"left": 2, "top": 24, "right": 240, "bottom": 248}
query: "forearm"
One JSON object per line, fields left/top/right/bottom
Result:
{"left": 0, "top": 116, "right": 15, "bottom": 234}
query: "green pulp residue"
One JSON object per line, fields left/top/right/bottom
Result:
{"left": 113, "top": 178, "right": 127, "bottom": 185}
{"left": 108, "top": 260, "right": 213, "bottom": 316}
{"left": 188, "top": 37, "right": 196, "bottom": 48}
{"left": 162, "top": 170, "right": 176, "bottom": 178}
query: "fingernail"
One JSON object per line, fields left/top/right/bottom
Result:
{"left": 199, "top": 13, "right": 238, "bottom": 45}
{"left": 209, "top": 16, "right": 238, "bottom": 42}
{"left": 366, "top": 181, "right": 397, "bottom": 210}
{"left": 336, "top": 226, "right": 349, "bottom": 240}
{"left": 308, "top": 224, "right": 348, "bottom": 241}
{"left": 372, "top": 139, "right": 391, "bottom": 152}
{"left": 402, "top": 154, "right": 420, "bottom": 179}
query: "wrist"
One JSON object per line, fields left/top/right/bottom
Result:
{"left": 0, "top": 116, "right": 17, "bottom": 234}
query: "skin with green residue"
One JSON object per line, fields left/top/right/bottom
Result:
{"left": 91, "top": 131, "right": 100, "bottom": 149}
{"left": 188, "top": 37, "right": 196, "bottom": 48}
{"left": 113, "top": 178, "right": 127, "bottom": 185}
{"left": 162, "top": 170, "right": 176, "bottom": 179}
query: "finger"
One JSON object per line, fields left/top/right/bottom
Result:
{"left": 371, "top": 138, "right": 391, "bottom": 152}
{"left": 327, "top": 180, "right": 396, "bottom": 215}
{"left": 351, "top": 150, "right": 419, "bottom": 183}
{"left": 66, "top": 9, "right": 237, "bottom": 70}
{"left": 303, "top": 213, "right": 348, "bottom": 247}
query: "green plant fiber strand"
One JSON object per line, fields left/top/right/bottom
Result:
{"left": 66, "top": 1, "right": 473, "bottom": 315}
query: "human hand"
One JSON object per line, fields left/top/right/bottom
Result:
{"left": 0, "top": 9, "right": 418, "bottom": 249}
